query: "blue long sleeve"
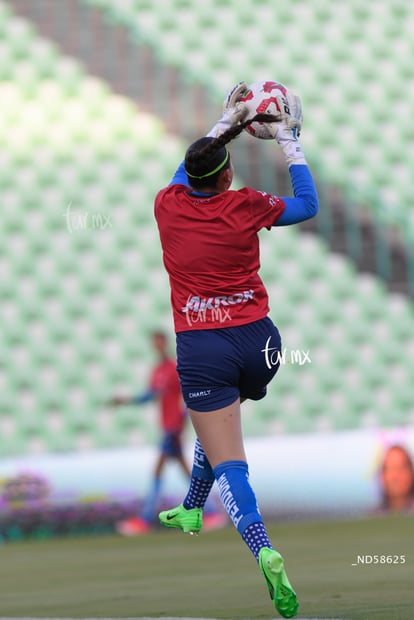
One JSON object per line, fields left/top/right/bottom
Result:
{"left": 273, "top": 165, "right": 318, "bottom": 226}
{"left": 167, "top": 160, "right": 318, "bottom": 226}
{"left": 130, "top": 389, "right": 156, "bottom": 405}
{"left": 169, "top": 160, "right": 188, "bottom": 186}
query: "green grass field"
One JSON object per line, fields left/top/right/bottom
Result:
{"left": 0, "top": 513, "right": 412, "bottom": 620}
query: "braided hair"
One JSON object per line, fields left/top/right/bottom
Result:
{"left": 184, "top": 113, "right": 280, "bottom": 190}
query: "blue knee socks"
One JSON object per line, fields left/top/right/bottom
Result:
{"left": 183, "top": 438, "right": 215, "bottom": 510}
{"left": 213, "top": 460, "right": 272, "bottom": 560}
{"left": 182, "top": 446, "right": 272, "bottom": 560}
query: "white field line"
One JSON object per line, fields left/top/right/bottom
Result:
{"left": 0, "top": 617, "right": 348, "bottom": 620}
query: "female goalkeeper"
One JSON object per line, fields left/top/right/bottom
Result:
{"left": 154, "top": 82, "right": 318, "bottom": 619}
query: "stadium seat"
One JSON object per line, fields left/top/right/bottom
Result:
{"left": 1, "top": 0, "right": 413, "bottom": 458}
{"left": 81, "top": 0, "right": 414, "bottom": 243}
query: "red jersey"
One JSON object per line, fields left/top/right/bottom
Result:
{"left": 154, "top": 184, "right": 285, "bottom": 332}
{"left": 150, "top": 357, "right": 184, "bottom": 433}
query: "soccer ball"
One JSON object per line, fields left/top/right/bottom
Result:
{"left": 239, "top": 80, "right": 289, "bottom": 140}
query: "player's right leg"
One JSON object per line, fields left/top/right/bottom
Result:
{"left": 187, "top": 399, "right": 299, "bottom": 618}
{"left": 259, "top": 547, "right": 299, "bottom": 618}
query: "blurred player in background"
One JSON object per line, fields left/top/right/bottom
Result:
{"left": 108, "top": 330, "right": 226, "bottom": 534}
{"left": 154, "top": 82, "right": 318, "bottom": 618}
{"left": 108, "top": 330, "right": 189, "bottom": 534}
{"left": 379, "top": 444, "right": 414, "bottom": 513}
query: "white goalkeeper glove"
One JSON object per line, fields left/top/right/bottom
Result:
{"left": 206, "top": 81, "right": 249, "bottom": 138}
{"left": 269, "top": 91, "right": 306, "bottom": 166}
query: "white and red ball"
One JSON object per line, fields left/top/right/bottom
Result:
{"left": 239, "top": 80, "right": 288, "bottom": 140}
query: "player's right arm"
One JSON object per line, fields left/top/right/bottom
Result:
{"left": 169, "top": 160, "right": 188, "bottom": 186}
{"left": 107, "top": 390, "right": 156, "bottom": 407}
{"left": 168, "top": 82, "right": 249, "bottom": 187}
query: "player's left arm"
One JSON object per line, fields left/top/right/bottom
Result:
{"left": 268, "top": 89, "right": 319, "bottom": 226}
{"left": 273, "top": 165, "right": 318, "bottom": 226}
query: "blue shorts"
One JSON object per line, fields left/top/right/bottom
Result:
{"left": 160, "top": 431, "right": 183, "bottom": 458}
{"left": 176, "top": 317, "right": 282, "bottom": 412}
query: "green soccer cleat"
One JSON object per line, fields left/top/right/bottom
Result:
{"left": 258, "top": 547, "right": 299, "bottom": 618}
{"left": 159, "top": 504, "right": 202, "bottom": 535}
